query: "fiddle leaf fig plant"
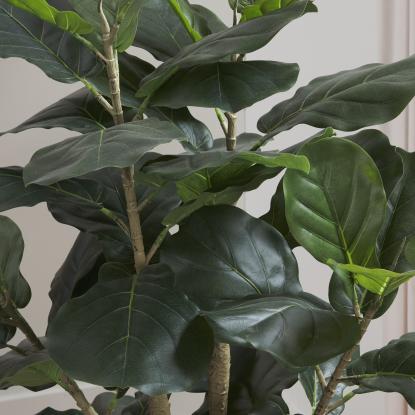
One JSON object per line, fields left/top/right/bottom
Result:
{"left": 1, "top": 1, "right": 415, "bottom": 414}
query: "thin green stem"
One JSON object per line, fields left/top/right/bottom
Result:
{"left": 168, "top": 0, "right": 202, "bottom": 41}
{"left": 326, "top": 391, "right": 356, "bottom": 414}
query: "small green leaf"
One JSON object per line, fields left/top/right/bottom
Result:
{"left": 36, "top": 410, "right": 81, "bottom": 415}
{"left": 7, "top": 0, "right": 92, "bottom": 34}
{"left": 347, "top": 333, "right": 415, "bottom": 408}
{"left": 161, "top": 206, "right": 302, "bottom": 309}
{"left": 23, "top": 119, "right": 186, "bottom": 186}
{"left": 93, "top": 391, "right": 149, "bottom": 415}
{"left": 258, "top": 54, "right": 415, "bottom": 137}
{"left": 0, "top": 216, "right": 31, "bottom": 308}
{"left": 150, "top": 61, "right": 299, "bottom": 113}
{"left": 0, "top": 339, "right": 60, "bottom": 390}
{"left": 327, "top": 260, "right": 415, "bottom": 297}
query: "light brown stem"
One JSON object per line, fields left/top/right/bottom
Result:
{"left": 148, "top": 395, "right": 171, "bottom": 415}
{"left": 208, "top": 343, "right": 231, "bottom": 415}
{"left": 314, "top": 299, "right": 381, "bottom": 415}
{"left": 316, "top": 365, "right": 327, "bottom": 389}
{"left": 0, "top": 292, "right": 97, "bottom": 415}
{"left": 225, "top": 112, "right": 237, "bottom": 151}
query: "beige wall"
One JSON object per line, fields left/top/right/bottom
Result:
{"left": 0, "top": 0, "right": 412, "bottom": 414}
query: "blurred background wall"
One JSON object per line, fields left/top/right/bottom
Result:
{"left": 0, "top": 0, "right": 414, "bottom": 413}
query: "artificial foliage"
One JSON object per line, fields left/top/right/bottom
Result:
{"left": 0, "top": 1, "right": 415, "bottom": 414}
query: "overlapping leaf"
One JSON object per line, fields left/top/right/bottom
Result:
{"left": 93, "top": 392, "right": 149, "bottom": 415}
{"left": 150, "top": 61, "right": 300, "bottom": 113}
{"left": 137, "top": 0, "right": 311, "bottom": 97}
{"left": 347, "top": 333, "right": 415, "bottom": 408}
{"left": 47, "top": 265, "right": 213, "bottom": 393}
{"left": 23, "top": 119, "right": 186, "bottom": 186}
{"left": 258, "top": 55, "right": 415, "bottom": 138}
{"left": 0, "top": 0, "right": 101, "bottom": 83}
{"left": 161, "top": 205, "right": 302, "bottom": 309}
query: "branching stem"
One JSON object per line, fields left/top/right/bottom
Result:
{"left": 314, "top": 298, "right": 382, "bottom": 415}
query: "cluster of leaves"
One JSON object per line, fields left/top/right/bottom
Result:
{"left": 1, "top": 0, "right": 415, "bottom": 414}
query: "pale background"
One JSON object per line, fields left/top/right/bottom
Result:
{"left": 0, "top": 0, "right": 414, "bottom": 414}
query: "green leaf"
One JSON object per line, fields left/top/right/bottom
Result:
{"left": 0, "top": 89, "right": 134, "bottom": 136}
{"left": 23, "top": 119, "right": 187, "bottom": 186}
{"left": 258, "top": 54, "right": 415, "bottom": 137}
{"left": 93, "top": 392, "right": 149, "bottom": 415}
{"left": 47, "top": 264, "right": 213, "bottom": 393}
{"left": 204, "top": 295, "right": 361, "bottom": 369}
{"left": 0, "top": 320, "right": 16, "bottom": 349}
{"left": 137, "top": 0, "right": 311, "bottom": 98}
{"left": 327, "top": 260, "right": 415, "bottom": 297}
{"left": 283, "top": 137, "right": 387, "bottom": 266}
{"left": 150, "top": 60, "right": 299, "bottom": 113}
{"left": 133, "top": 0, "right": 225, "bottom": 61}
{"left": 69, "top": 0, "right": 145, "bottom": 52}
{"left": 7, "top": 0, "right": 92, "bottom": 34}
{"left": 0, "top": 339, "right": 60, "bottom": 390}
{"left": 0, "top": 216, "right": 31, "bottom": 308}
{"left": 299, "top": 356, "right": 347, "bottom": 415}
{"left": 347, "top": 333, "right": 415, "bottom": 408}
{"left": 37, "top": 410, "right": 81, "bottom": 415}
{"left": 146, "top": 107, "right": 213, "bottom": 152}
{"left": 0, "top": 0, "right": 101, "bottom": 83}
{"left": 161, "top": 205, "right": 302, "bottom": 310}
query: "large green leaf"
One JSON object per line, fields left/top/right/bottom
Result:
{"left": 69, "top": 0, "right": 145, "bottom": 51}
{"left": 133, "top": 0, "right": 224, "bottom": 61}
{"left": 0, "top": 0, "right": 101, "bottom": 83}
{"left": 47, "top": 264, "right": 213, "bottom": 393}
{"left": 0, "top": 339, "right": 60, "bottom": 390}
{"left": 7, "top": 0, "right": 92, "bottom": 34}
{"left": 204, "top": 295, "right": 361, "bottom": 369}
{"left": 150, "top": 60, "right": 299, "bottom": 113}
{"left": 258, "top": 55, "right": 415, "bottom": 137}
{"left": 37, "top": 410, "right": 81, "bottom": 415}
{"left": 347, "top": 333, "right": 415, "bottom": 408}
{"left": 194, "top": 346, "right": 298, "bottom": 415}
{"left": 0, "top": 216, "right": 31, "bottom": 308}
{"left": 283, "top": 137, "right": 387, "bottom": 266}
{"left": 23, "top": 119, "right": 186, "bottom": 186}
{"left": 161, "top": 206, "right": 302, "bottom": 310}
{"left": 299, "top": 356, "right": 347, "bottom": 415}
{"left": 137, "top": 0, "right": 311, "bottom": 97}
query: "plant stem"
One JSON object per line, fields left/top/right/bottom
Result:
{"left": 0, "top": 292, "right": 97, "bottom": 415}
{"left": 98, "top": 3, "right": 170, "bottom": 413}
{"left": 208, "top": 343, "right": 231, "bottom": 415}
{"left": 146, "top": 227, "right": 171, "bottom": 265}
{"left": 326, "top": 391, "right": 355, "bottom": 414}
{"left": 224, "top": 112, "right": 237, "bottom": 151}
{"left": 314, "top": 298, "right": 381, "bottom": 415}
{"left": 316, "top": 365, "right": 327, "bottom": 389}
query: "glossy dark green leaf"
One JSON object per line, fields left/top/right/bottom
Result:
{"left": 7, "top": 0, "right": 93, "bottom": 34}
{"left": 161, "top": 206, "right": 302, "bottom": 309}
{"left": 48, "top": 233, "right": 105, "bottom": 322}
{"left": 347, "top": 333, "right": 415, "bottom": 408}
{"left": 0, "top": 216, "right": 31, "bottom": 308}
{"left": 205, "top": 295, "right": 361, "bottom": 369}
{"left": 133, "top": 0, "right": 222, "bottom": 61}
{"left": 0, "top": 0, "right": 101, "bottom": 83}
{"left": 190, "top": 5, "right": 227, "bottom": 34}
{"left": 0, "top": 89, "right": 134, "bottom": 136}
{"left": 0, "top": 321, "right": 16, "bottom": 349}
{"left": 194, "top": 346, "right": 298, "bottom": 415}
{"left": 299, "top": 356, "right": 346, "bottom": 415}
{"left": 146, "top": 107, "right": 213, "bottom": 152}
{"left": 258, "top": 54, "right": 415, "bottom": 137}
{"left": 47, "top": 264, "right": 213, "bottom": 393}
{"left": 69, "top": 0, "right": 145, "bottom": 51}
{"left": 137, "top": 0, "right": 311, "bottom": 97}
{"left": 93, "top": 391, "right": 149, "bottom": 415}
{"left": 23, "top": 119, "right": 186, "bottom": 186}
{"left": 150, "top": 61, "right": 299, "bottom": 113}
{"left": 283, "top": 137, "right": 387, "bottom": 266}
{"left": 0, "top": 339, "right": 60, "bottom": 390}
